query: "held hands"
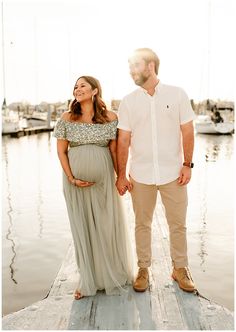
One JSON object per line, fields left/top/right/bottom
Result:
{"left": 178, "top": 166, "right": 192, "bottom": 185}
{"left": 116, "top": 176, "right": 133, "bottom": 196}
{"left": 68, "top": 176, "right": 95, "bottom": 187}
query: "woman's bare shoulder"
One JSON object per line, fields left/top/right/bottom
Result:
{"left": 107, "top": 110, "right": 118, "bottom": 122}
{"left": 61, "top": 111, "right": 71, "bottom": 121}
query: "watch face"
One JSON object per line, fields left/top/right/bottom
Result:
{"left": 183, "top": 162, "right": 194, "bottom": 168}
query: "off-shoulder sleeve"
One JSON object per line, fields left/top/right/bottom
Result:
{"left": 108, "top": 120, "right": 118, "bottom": 140}
{"left": 53, "top": 119, "right": 67, "bottom": 140}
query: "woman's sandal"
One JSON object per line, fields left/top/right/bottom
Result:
{"left": 74, "top": 290, "right": 84, "bottom": 300}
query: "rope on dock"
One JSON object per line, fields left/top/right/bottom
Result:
{"left": 195, "top": 289, "right": 210, "bottom": 301}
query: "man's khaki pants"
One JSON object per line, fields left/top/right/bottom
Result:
{"left": 130, "top": 177, "right": 188, "bottom": 269}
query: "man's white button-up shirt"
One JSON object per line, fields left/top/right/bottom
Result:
{"left": 117, "top": 82, "right": 196, "bottom": 185}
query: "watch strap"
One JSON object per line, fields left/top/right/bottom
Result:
{"left": 183, "top": 161, "right": 194, "bottom": 168}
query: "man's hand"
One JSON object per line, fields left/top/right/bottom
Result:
{"left": 178, "top": 166, "right": 192, "bottom": 185}
{"left": 116, "top": 176, "right": 133, "bottom": 195}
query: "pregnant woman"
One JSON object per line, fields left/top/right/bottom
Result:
{"left": 54, "top": 76, "right": 133, "bottom": 299}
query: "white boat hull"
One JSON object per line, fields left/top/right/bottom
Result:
{"left": 2, "top": 111, "right": 21, "bottom": 134}
{"left": 2, "top": 121, "right": 20, "bottom": 134}
{"left": 25, "top": 118, "right": 47, "bottom": 127}
{"left": 195, "top": 117, "right": 234, "bottom": 134}
{"left": 195, "top": 122, "right": 234, "bottom": 134}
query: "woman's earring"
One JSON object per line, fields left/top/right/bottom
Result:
{"left": 92, "top": 95, "right": 96, "bottom": 103}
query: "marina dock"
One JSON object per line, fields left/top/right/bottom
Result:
{"left": 2, "top": 126, "right": 54, "bottom": 138}
{"left": 2, "top": 197, "right": 234, "bottom": 330}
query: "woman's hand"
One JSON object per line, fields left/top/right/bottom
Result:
{"left": 75, "top": 179, "right": 95, "bottom": 187}
{"left": 68, "top": 177, "right": 95, "bottom": 187}
{"left": 116, "top": 176, "right": 132, "bottom": 195}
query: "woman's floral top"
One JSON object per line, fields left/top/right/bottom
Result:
{"left": 53, "top": 118, "right": 118, "bottom": 147}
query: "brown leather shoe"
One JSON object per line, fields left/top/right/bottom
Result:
{"left": 172, "top": 267, "right": 196, "bottom": 292}
{"left": 133, "top": 268, "right": 149, "bottom": 292}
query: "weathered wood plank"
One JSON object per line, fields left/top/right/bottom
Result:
{"left": 2, "top": 296, "right": 73, "bottom": 330}
{"left": 47, "top": 243, "right": 78, "bottom": 298}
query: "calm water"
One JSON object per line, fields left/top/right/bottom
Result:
{"left": 2, "top": 131, "right": 234, "bottom": 315}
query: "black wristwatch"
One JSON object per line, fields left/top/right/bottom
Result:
{"left": 183, "top": 161, "right": 194, "bottom": 168}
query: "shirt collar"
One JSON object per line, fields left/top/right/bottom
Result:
{"left": 140, "top": 80, "right": 162, "bottom": 95}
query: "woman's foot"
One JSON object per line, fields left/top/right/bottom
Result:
{"left": 74, "top": 290, "right": 84, "bottom": 300}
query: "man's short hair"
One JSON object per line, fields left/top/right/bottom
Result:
{"left": 130, "top": 48, "right": 160, "bottom": 75}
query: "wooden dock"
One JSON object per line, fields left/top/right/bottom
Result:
{"left": 2, "top": 126, "right": 54, "bottom": 138}
{"left": 2, "top": 196, "right": 234, "bottom": 330}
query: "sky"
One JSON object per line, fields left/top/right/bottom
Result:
{"left": 1, "top": 0, "right": 235, "bottom": 105}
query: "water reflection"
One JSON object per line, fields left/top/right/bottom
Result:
{"left": 194, "top": 133, "right": 233, "bottom": 273}
{"left": 205, "top": 144, "right": 220, "bottom": 162}
{"left": 2, "top": 133, "right": 72, "bottom": 316}
{"left": 46, "top": 131, "right": 52, "bottom": 152}
{"left": 2, "top": 142, "right": 18, "bottom": 284}
{"left": 198, "top": 164, "right": 208, "bottom": 272}
{"left": 36, "top": 137, "right": 44, "bottom": 238}
{"left": 197, "top": 134, "right": 234, "bottom": 162}
{"left": 37, "top": 189, "right": 44, "bottom": 238}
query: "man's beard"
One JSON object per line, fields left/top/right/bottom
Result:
{"left": 133, "top": 71, "right": 150, "bottom": 86}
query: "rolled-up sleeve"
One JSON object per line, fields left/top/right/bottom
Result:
{"left": 117, "top": 99, "right": 132, "bottom": 132}
{"left": 179, "top": 88, "right": 197, "bottom": 124}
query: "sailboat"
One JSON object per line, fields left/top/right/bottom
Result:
{"left": 2, "top": 104, "right": 21, "bottom": 134}
{"left": 195, "top": 115, "right": 234, "bottom": 134}
{"left": 1, "top": 3, "right": 21, "bottom": 135}
{"left": 1, "top": 2, "right": 53, "bottom": 135}
{"left": 195, "top": 1, "right": 234, "bottom": 135}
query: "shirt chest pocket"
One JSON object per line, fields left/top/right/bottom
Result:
{"left": 157, "top": 102, "right": 179, "bottom": 121}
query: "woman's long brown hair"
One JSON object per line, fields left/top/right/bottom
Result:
{"left": 69, "top": 76, "right": 109, "bottom": 123}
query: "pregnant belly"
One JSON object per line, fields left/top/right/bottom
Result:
{"left": 68, "top": 145, "right": 112, "bottom": 183}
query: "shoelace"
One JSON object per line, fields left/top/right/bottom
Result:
{"left": 138, "top": 269, "right": 148, "bottom": 279}
{"left": 179, "top": 267, "right": 193, "bottom": 281}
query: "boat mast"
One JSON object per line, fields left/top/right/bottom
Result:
{"left": 207, "top": 0, "right": 211, "bottom": 101}
{"left": 1, "top": 0, "right": 7, "bottom": 114}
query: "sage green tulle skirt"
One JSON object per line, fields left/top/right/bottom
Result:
{"left": 63, "top": 144, "right": 134, "bottom": 296}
